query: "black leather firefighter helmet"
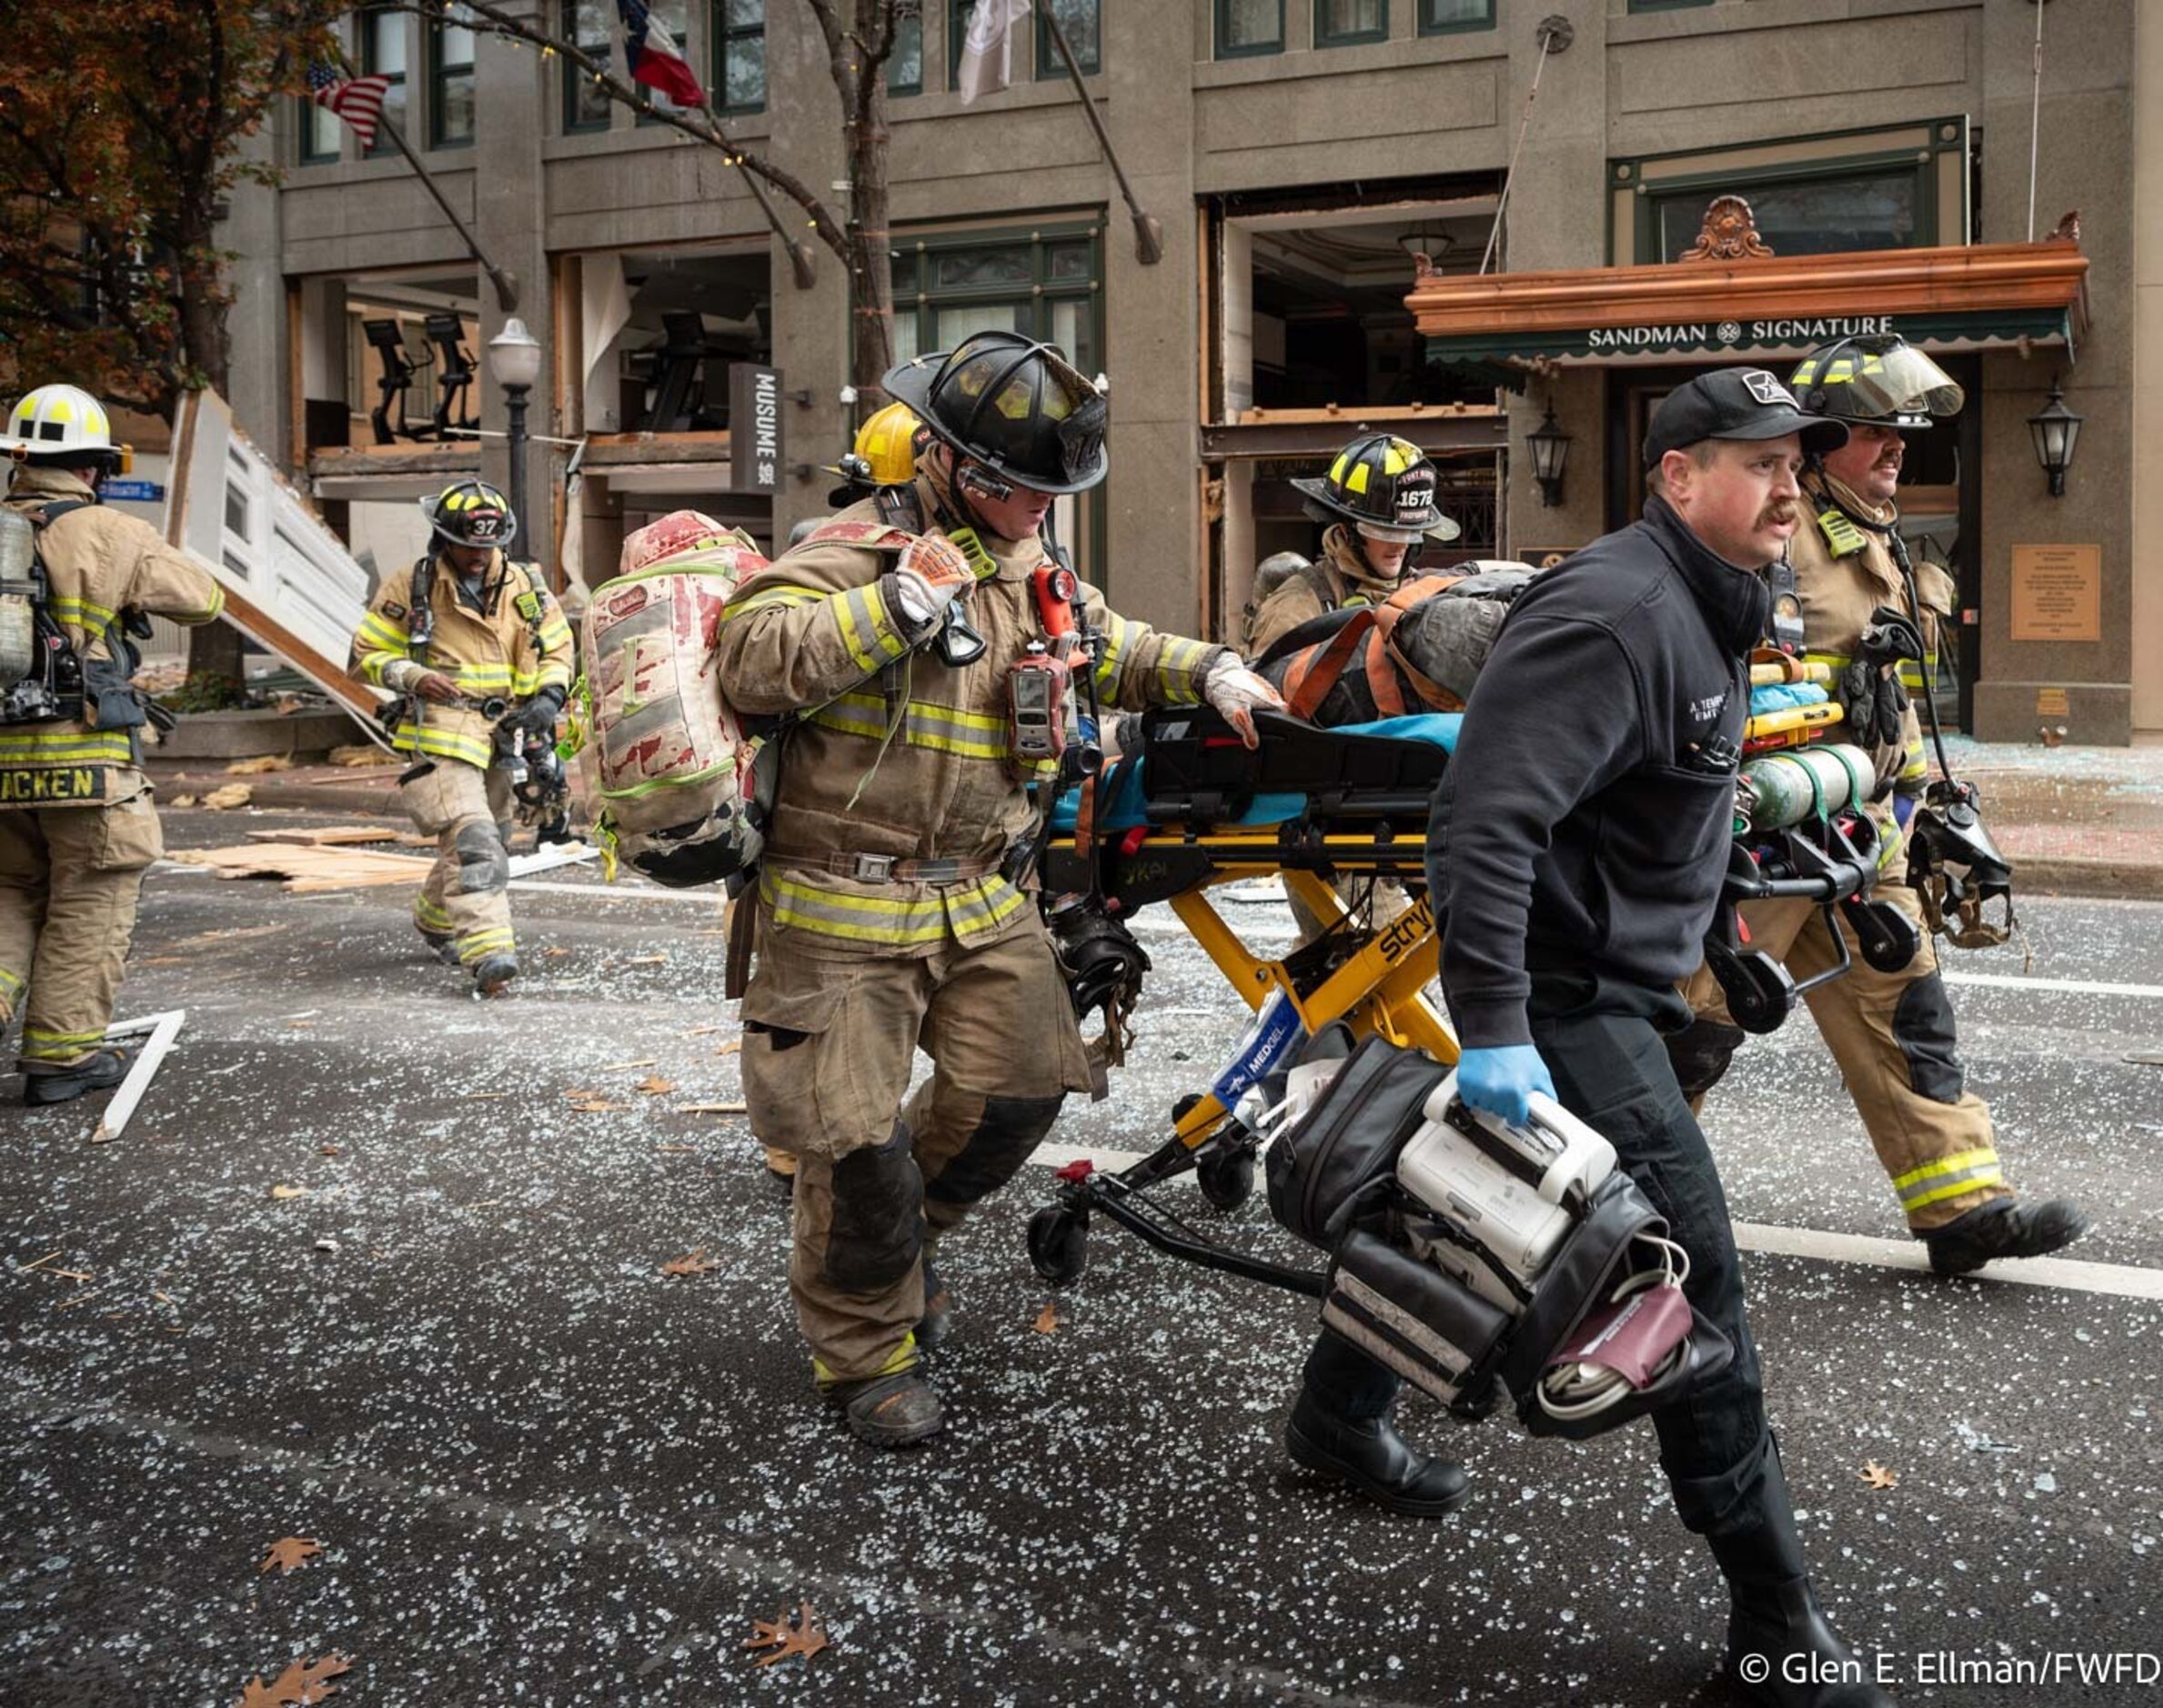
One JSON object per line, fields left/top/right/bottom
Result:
{"left": 1292, "top": 432, "right": 1446, "bottom": 542}
{"left": 882, "top": 331, "right": 1109, "bottom": 496}
{"left": 421, "top": 478, "right": 518, "bottom": 549}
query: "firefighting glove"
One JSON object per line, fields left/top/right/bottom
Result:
{"left": 890, "top": 534, "right": 977, "bottom": 628}
{"left": 1455, "top": 1044, "right": 1558, "bottom": 1131}
{"left": 499, "top": 684, "right": 567, "bottom": 738}
{"left": 1202, "top": 657, "right": 1286, "bottom": 749}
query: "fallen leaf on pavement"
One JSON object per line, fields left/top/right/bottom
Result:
{"left": 661, "top": 1251, "right": 718, "bottom": 1277}
{"left": 543, "top": 948, "right": 571, "bottom": 959}
{"left": 568, "top": 1100, "right": 626, "bottom": 1114}
{"left": 236, "top": 1652, "right": 352, "bottom": 1706}
{"left": 288, "top": 1020, "right": 315, "bottom": 1030}
{"left": 269, "top": 1185, "right": 308, "bottom": 1201}
{"left": 744, "top": 1602, "right": 828, "bottom": 1667}
{"left": 318, "top": 1145, "right": 340, "bottom": 1158}
{"left": 634, "top": 1075, "right": 679, "bottom": 1096}
{"left": 258, "top": 1537, "right": 323, "bottom": 1575}
{"left": 1858, "top": 1461, "right": 1899, "bottom": 1490}
{"left": 1034, "top": 1301, "right": 1061, "bottom": 1335}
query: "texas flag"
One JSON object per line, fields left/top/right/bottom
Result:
{"left": 616, "top": 0, "right": 707, "bottom": 107}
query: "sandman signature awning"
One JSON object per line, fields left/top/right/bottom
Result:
{"left": 1408, "top": 236, "right": 2088, "bottom": 373}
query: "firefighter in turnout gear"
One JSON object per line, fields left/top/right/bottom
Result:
{"left": 348, "top": 480, "right": 574, "bottom": 996}
{"left": 1242, "top": 431, "right": 1458, "bottom": 658}
{"left": 0, "top": 384, "right": 226, "bottom": 1104}
{"left": 1245, "top": 432, "right": 1455, "bottom": 944}
{"left": 717, "top": 331, "right": 1283, "bottom": 1447}
{"left": 1674, "top": 337, "right": 2087, "bottom": 1275}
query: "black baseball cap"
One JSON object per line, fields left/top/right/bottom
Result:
{"left": 1644, "top": 367, "right": 1848, "bottom": 467}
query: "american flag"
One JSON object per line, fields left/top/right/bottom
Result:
{"left": 306, "top": 63, "right": 393, "bottom": 151}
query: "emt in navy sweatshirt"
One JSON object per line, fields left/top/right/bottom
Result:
{"left": 1287, "top": 371, "right": 1905, "bottom": 1708}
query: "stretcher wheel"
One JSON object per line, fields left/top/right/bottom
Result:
{"left": 1028, "top": 1205, "right": 1089, "bottom": 1286}
{"left": 1196, "top": 1145, "right": 1256, "bottom": 1212}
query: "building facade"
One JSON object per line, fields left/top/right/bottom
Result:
{"left": 225, "top": 0, "right": 2157, "bottom": 740}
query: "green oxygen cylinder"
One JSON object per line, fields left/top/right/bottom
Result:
{"left": 1735, "top": 744, "right": 1876, "bottom": 833}
{"left": 0, "top": 510, "right": 37, "bottom": 687}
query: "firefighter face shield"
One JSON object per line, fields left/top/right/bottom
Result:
{"left": 1792, "top": 337, "right": 1966, "bottom": 428}
{"left": 1906, "top": 781, "right": 2017, "bottom": 949}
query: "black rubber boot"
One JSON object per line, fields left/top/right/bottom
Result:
{"left": 418, "top": 926, "right": 459, "bottom": 965}
{"left": 1284, "top": 1391, "right": 1469, "bottom": 1518}
{"left": 471, "top": 952, "right": 518, "bottom": 997}
{"left": 21, "top": 1050, "right": 129, "bottom": 1108}
{"left": 825, "top": 1371, "right": 945, "bottom": 1448}
{"left": 1923, "top": 1199, "right": 2088, "bottom": 1276}
{"left": 1707, "top": 1446, "right": 1896, "bottom": 1706}
{"left": 915, "top": 1259, "right": 952, "bottom": 1353}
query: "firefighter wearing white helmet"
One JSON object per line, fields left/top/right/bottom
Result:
{"left": 1242, "top": 431, "right": 1460, "bottom": 658}
{"left": 347, "top": 479, "right": 575, "bottom": 996}
{"left": 0, "top": 384, "right": 226, "bottom": 1105}
{"left": 1672, "top": 337, "right": 2088, "bottom": 1275}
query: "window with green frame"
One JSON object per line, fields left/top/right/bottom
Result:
{"left": 1035, "top": 0, "right": 1100, "bottom": 76}
{"left": 1216, "top": 0, "right": 1283, "bottom": 56}
{"left": 946, "top": 1, "right": 967, "bottom": 90}
{"left": 297, "top": 84, "right": 344, "bottom": 163}
{"left": 1418, "top": 0, "right": 1491, "bottom": 33}
{"left": 890, "top": 224, "right": 1107, "bottom": 578}
{"left": 887, "top": 13, "right": 922, "bottom": 95}
{"left": 1617, "top": 133, "right": 1967, "bottom": 266}
{"left": 563, "top": 0, "right": 614, "bottom": 131}
{"left": 1316, "top": 0, "right": 1387, "bottom": 47}
{"left": 712, "top": 0, "right": 765, "bottom": 113}
{"left": 429, "top": 7, "right": 478, "bottom": 148}
{"left": 360, "top": 5, "right": 408, "bottom": 157}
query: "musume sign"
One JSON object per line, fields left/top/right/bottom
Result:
{"left": 728, "top": 364, "right": 784, "bottom": 494}
{"left": 1585, "top": 316, "right": 1894, "bottom": 353}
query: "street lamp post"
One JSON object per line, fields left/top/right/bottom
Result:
{"left": 487, "top": 317, "right": 544, "bottom": 551}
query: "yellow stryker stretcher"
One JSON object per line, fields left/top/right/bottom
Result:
{"left": 1024, "top": 698, "right": 1917, "bottom": 1299}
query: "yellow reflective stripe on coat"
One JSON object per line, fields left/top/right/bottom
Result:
{"left": 761, "top": 869, "right": 1029, "bottom": 947}
{"left": 0, "top": 965, "right": 24, "bottom": 1008}
{"left": 1092, "top": 611, "right": 1132, "bottom": 696}
{"left": 357, "top": 611, "right": 411, "bottom": 654}
{"left": 47, "top": 594, "right": 119, "bottom": 632}
{"left": 809, "top": 691, "right": 1008, "bottom": 761}
{"left": 391, "top": 722, "right": 494, "bottom": 767}
{"left": 1152, "top": 635, "right": 1213, "bottom": 703}
{"left": 414, "top": 896, "right": 456, "bottom": 932}
{"left": 833, "top": 581, "right": 910, "bottom": 676}
{"left": 454, "top": 925, "right": 516, "bottom": 964}
{"left": 1893, "top": 1147, "right": 2003, "bottom": 1211}
{"left": 0, "top": 728, "right": 136, "bottom": 766}
{"left": 454, "top": 662, "right": 516, "bottom": 693}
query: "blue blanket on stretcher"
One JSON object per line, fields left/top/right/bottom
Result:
{"left": 1051, "top": 712, "right": 1463, "bottom": 834}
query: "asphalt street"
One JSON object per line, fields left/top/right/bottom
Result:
{"left": 3, "top": 806, "right": 2160, "bottom": 1707}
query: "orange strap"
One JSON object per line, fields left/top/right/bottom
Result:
{"left": 1285, "top": 574, "right": 1465, "bottom": 721}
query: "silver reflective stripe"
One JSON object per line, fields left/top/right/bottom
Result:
{"left": 1333, "top": 1270, "right": 1473, "bottom": 1381}
{"left": 1319, "top": 1300, "right": 1466, "bottom": 1406}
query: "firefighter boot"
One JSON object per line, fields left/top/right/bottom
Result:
{"left": 21, "top": 1050, "right": 130, "bottom": 1108}
{"left": 1284, "top": 1391, "right": 1471, "bottom": 1518}
{"left": 1923, "top": 1199, "right": 2089, "bottom": 1276}
{"left": 824, "top": 1371, "right": 945, "bottom": 1448}
{"left": 472, "top": 953, "right": 518, "bottom": 997}
{"left": 1708, "top": 1445, "right": 1896, "bottom": 1706}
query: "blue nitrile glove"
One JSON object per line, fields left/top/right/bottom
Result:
{"left": 1455, "top": 1044, "right": 1557, "bottom": 1130}
{"left": 1749, "top": 682, "right": 1829, "bottom": 716}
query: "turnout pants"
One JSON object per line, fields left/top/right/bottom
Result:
{"left": 0, "top": 789, "right": 164, "bottom": 1070}
{"left": 1677, "top": 875, "right": 2009, "bottom": 1233}
{"left": 740, "top": 916, "right": 1095, "bottom": 1384}
{"left": 400, "top": 760, "right": 515, "bottom": 968}
{"left": 1308, "top": 972, "right": 1782, "bottom": 1549}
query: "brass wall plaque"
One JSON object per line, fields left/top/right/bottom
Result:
{"left": 2010, "top": 545, "right": 2102, "bottom": 642}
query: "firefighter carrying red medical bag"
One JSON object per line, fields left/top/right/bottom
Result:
{"left": 1261, "top": 1031, "right": 1733, "bottom": 1440}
